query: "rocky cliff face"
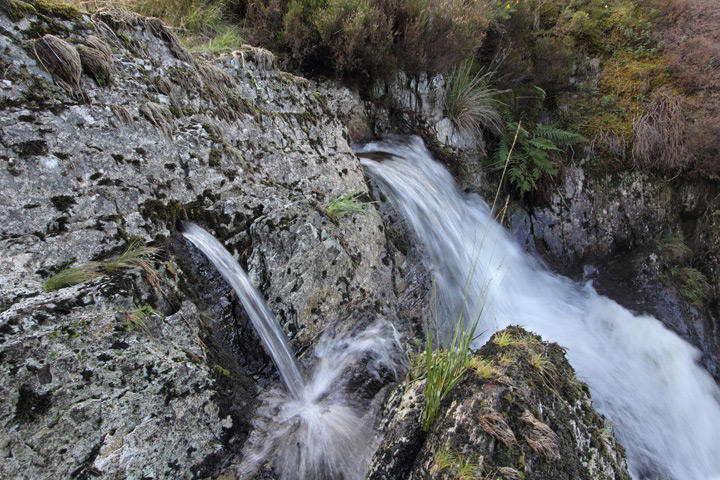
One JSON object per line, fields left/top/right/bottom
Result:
{"left": 0, "top": 2, "right": 633, "bottom": 479}
{"left": 0, "top": 3, "right": 417, "bottom": 478}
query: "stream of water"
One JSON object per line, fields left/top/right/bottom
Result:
{"left": 357, "top": 136, "right": 720, "bottom": 480}
{"left": 180, "top": 221, "right": 400, "bottom": 479}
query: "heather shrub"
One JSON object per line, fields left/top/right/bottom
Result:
{"left": 246, "top": 0, "right": 489, "bottom": 85}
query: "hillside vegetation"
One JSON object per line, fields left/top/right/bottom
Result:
{"left": 48, "top": 0, "right": 719, "bottom": 182}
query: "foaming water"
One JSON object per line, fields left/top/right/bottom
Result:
{"left": 357, "top": 136, "right": 720, "bottom": 480}
{"left": 240, "top": 321, "right": 401, "bottom": 480}
{"left": 180, "top": 222, "right": 401, "bottom": 479}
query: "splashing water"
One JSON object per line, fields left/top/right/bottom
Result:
{"left": 357, "top": 136, "right": 720, "bottom": 480}
{"left": 240, "top": 322, "right": 401, "bottom": 480}
{"left": 180, "top": 221, "right": 305, "bottom": 400}
{"left": 180, "top": 222, "right": 401, "bottom": 479}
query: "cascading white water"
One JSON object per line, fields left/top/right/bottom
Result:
{"left": 180, "top": 221, "right": 306, "bottom": 400}
{"left": 180, "top": 221, "right": 401, "bottom": 479}
{"left": 357, "top": 136, "right": 720, "bottom": 480}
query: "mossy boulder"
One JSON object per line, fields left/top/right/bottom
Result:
{"left": 369, "top": 327, "right": 631, "bottom": 480}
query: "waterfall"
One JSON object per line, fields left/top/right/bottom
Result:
{"left": 179, "top": 221, "right": 306, "bottom": 400}
{"left": 357, "top": 136, "right": 720, "bottom": 480}
{"left": 180, "top": 221, "right": 401, "bottom": 479}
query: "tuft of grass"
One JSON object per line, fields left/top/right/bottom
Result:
{"left": 444, "top": 60, "right": 505, "bottom": 139}
{"left": 676, "top": 267, "right": 711, "bottom": 309}
{"left": 325, "top": 189, "right": 375, "bottom": 220}
{"left": 433, "top": 443, "right": 483, "bottom": 479}
{"left": 529, "top": 352, "right": 556, "bottom": 377}
{"left": 467, "top": 356, "right": 499, "bottom": 380}
{"left": 43, "top": 263, "right": 102, "bottom": 292}
{"left": 187, "top": 25, "right": 244, "bottom": 53}
{"left": 123, "top": 302, "right": 159, "bottom": 332}
{"left": 104, "top": 240, "right": 160, "bottom": 288}
{"left": 43, "top": 240, "right": 159, "bottom": 292}
{"left": 433, "top": 443, "right": 456, "bottom": 472}
{"left": 659, "top": 234, "right": 694, "bottom": 265}
{"left": 421, "top": 300, "right": 479, "bottom": 431}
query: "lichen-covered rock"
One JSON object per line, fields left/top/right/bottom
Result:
{"left": 369, "top": 327, "right": 631, "bottom": 480}
{"left": 508, "top": 163, "right": 720, "bottom": 378}
{"left": 0, "top": 2, "right": 414, "bottom": 478}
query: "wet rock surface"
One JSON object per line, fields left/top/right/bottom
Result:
{"left": 369, "top": 327, "right": 631, "bottom": 480}
{"left": 505, "top": 163, "right": 720, "bottom": 378}
{"left": 0, "top": 2, "right": 680, "bottom": 479}
{"left": 0, "top": 3, "right": 418, "bottom": 478}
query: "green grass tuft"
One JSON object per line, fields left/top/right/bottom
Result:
{"left": 43, "top": 263, "right": 102, "bottom": 292}
{"left": 325, "top": 189, "right": 375, "bottom": 219}
{"left": 43, "top": 240, "right": 159, "bottom": 292}
{"left": 187, "top": 25, "right": 244, "bottom": 53}
{"left": 445, "top": 60, "right": 505, "bottom": 138}
{"left": 421, "top": 303, "right": 479, "bottom": 431}
{"left": 122, "top": 302, "right": 159, "bottom": 332}
{"left": 104, "top": 240, "right": 160, "bottom": 287}
{"left": 676, "top": 267, "right": 710, "bottom": 309}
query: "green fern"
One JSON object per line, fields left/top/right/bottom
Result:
{"left": 492, "top": 119, "right": 584, "bottom": 197}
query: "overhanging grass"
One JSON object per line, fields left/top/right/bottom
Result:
{"left": 43, "top": 241, "right": 159, "bottom": 292}
{"left": 445, "top": 60, "right": 505, "bottom": 138}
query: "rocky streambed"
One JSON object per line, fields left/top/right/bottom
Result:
{"left": 0, "top": 2, "right": 711, "bottom": 479}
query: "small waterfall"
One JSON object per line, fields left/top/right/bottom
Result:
{"left": 357, "top": 136, "right": 720, "bottom": 480}
{"left": 180, "top": 222, "right": 401, "bottom": 479}
{"left": 179, "top": 221, "right": 306, "bottom": 400}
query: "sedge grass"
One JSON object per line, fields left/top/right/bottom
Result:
{"left": 325, "top": 189, "right": 375, "bottom": 219}
{"left": 421, "top": 280, "right": 481, "bottom": 430}
{"left": 43, "top": 240, "right": 159, "bottom": 292}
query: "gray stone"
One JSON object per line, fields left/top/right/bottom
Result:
{"left": 369, "top": 327, "right": 631, "bottom": 480}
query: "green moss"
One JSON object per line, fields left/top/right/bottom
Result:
{"left": 4, "top": 0, "right": 38, "bottom": 21}
{"left": 25, "top": 16, "right": 70, "bottom": 37}
{"left": 32, "top": 0, "right": 82, "bottom": 21}
{"left": 208, "top": 148, "right": 222, "bottom": 167}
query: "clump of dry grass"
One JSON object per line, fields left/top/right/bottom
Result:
{"left": 631, "top": 93, "right": 688, "bottom": 172}
{"left": 85, "top": 35, "right": 113, "bottom": 60}
{"left": 478, "top": 411, "right": 517, "bottom": 447}
{"left": 522, "top": 410, "right": 560, "bottom": 459}
{"left": 110, "top": 103, "right": 133, "bottom": 124}
{"left": 140, "top": 102, "right": 174, "bottom": 138}
{"left": 77, "top": 45, "right": 112, "bottom": 86}
{"left": 33, "top": 34, "right": 82, "bottom": 93}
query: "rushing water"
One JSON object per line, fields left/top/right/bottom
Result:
{"left": 357, "top": 136, "right": 720, "bottom": 480}
{"left": 180, "top": 221, "right": 306, "bottom": 400}
{"left": 180, "top": 221, "right": 401, "bottom": 479}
